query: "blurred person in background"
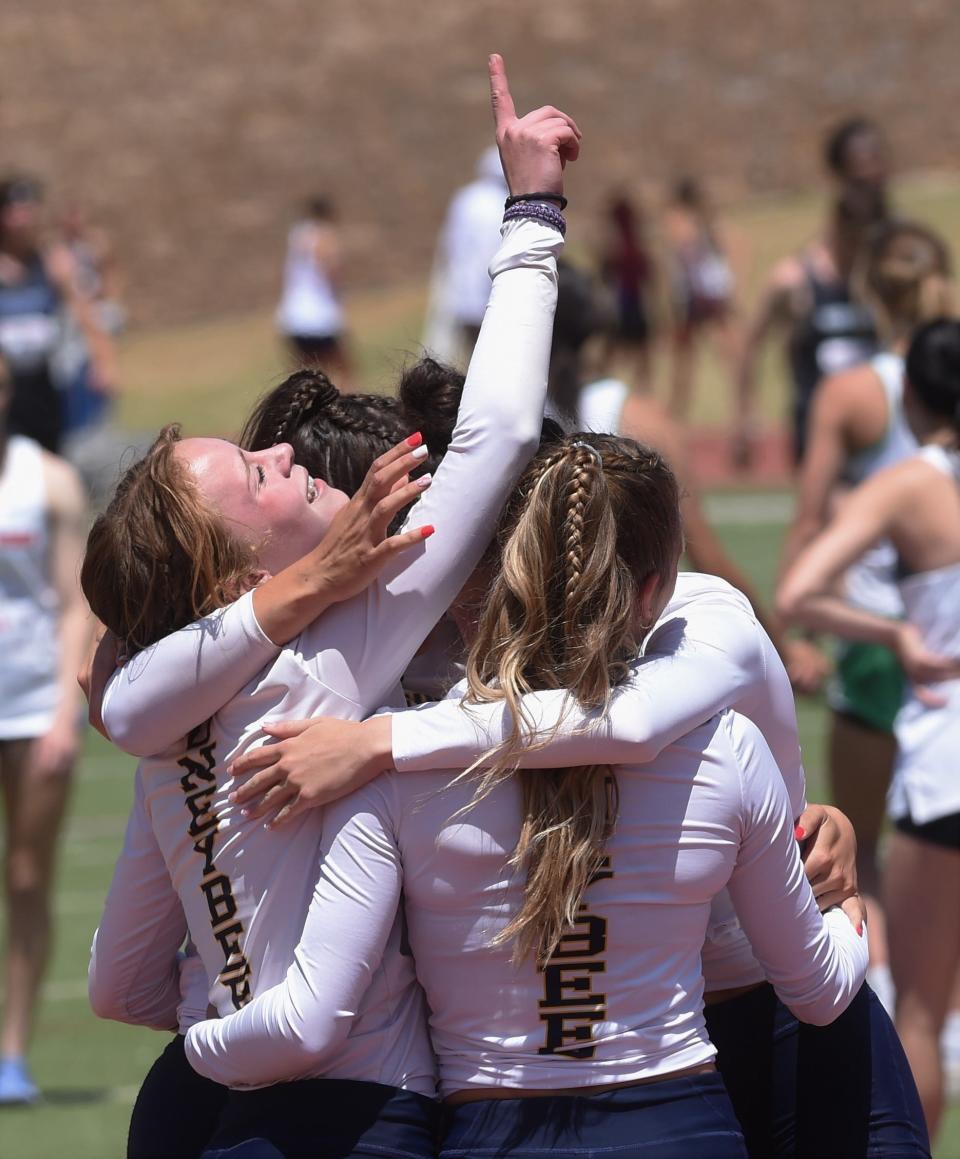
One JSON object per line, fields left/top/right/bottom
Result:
{"left": 779, "top": 221, "right": 954, "bottom": 1017}
{"left": 276, "top": 195, "right": 353, "bottom": 388}
{"left": 778, "top": 318, "right": 960, "bottom": 1142}
{"left": 663, "top": 176, "right": 740, "bottom": 423}
{"left": 0, "top": 353, "right": 90, "bottom": 1104}
{"left": 549, "top": 258, "right": 830, "bottom": 695}
{"left": 57, "top": 201, "right": 126, "bottom": 438}
{"left": 598, "top": 192, "right": 658, "bottom": 384}
{"left": 735, "top": 117, "right": 891, "bottom": 468}
{"left": 0, "top": 177, "right": 117, "bottom": 454}
{"left": 422, "top": 145, "right": 508, "bottom": 366}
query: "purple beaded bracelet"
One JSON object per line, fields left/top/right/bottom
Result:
{"left": 502, "top": 200, "right": 567, "bottom": 237}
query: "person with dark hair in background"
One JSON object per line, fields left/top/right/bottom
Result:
{"left": 276, "top": 195, "right": 353, "bottom": 388}
{"left": 735, "top": 118, "right": 891, "bottom": 468}
{"left": 0, "top": 354, "right": 91, "bottom": 1104}
{"left": 0, "top": 177, "right": 117, "bottom": 453}
{"left": 598, "top": 193, "right": 658, "bottom": 384}
{"left": 57, "top": 202, "right": 126, "bottom": 438}
{"left": 663, "top": 176, "right": 740, "bottom": 422}
{"left": 779, "top": 317, "right": 960, "bottom": 1145}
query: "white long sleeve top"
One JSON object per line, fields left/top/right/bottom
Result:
{"left": 183, "top": 708, "right": 866, "bottom": 1094}
{"left": 390, "top": 571, "right": 807, "bottom": 991}
{"left": 96, "top": 572, "right": 808, "bottom": 997}
{"left": 89, "top": 219, "right": 563, "bottom": 1096}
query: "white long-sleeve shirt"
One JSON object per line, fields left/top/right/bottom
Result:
{"left": 89, "top": 219, "right": 563, "bottom": 1095}
{"left": 183, "top": 709, "right": 866, "bottom": 1094}
{"left": 97, "top": 573, "right": 808, "bottom": 996}
{"left": 390, "top": 572, "right": 807, "bottom": 991}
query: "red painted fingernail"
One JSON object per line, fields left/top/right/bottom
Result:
{"left": 856, "top": 922, "right": 864, "bottom": 937}
{"left": 406, "top": 432, "right": 423, "bottom": 448}
{"left": 794, "top": 826, "right": 805, "bottom": 840}
{"left": 420, "top": 525, "right": 435, "bottom": 538}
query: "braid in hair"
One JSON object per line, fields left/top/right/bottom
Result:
{"left": 270, "top": 370, "right": 339, "bottom": 445}
{"left": 241, "top": 370, "right": 409, "bottom": 502}
{"left": 561, "top": 448, "right": 600, "bottom": 602}
{"left": 462, "top": 432, "right": 682, "bottom": 966}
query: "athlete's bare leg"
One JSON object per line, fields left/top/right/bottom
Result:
{"left": 1, "top": 738, "right": 73, "bottom": 1059}
{"left": 829, "top": 712, "right": 895, "bottom": 968}
{"left": 668, "top": 322, "right": 697, "bottom": 421}
{"left": 884, "top": 829, "right": 960, "bottom": 1141}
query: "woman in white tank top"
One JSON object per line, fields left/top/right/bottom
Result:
{"left": 0, "top": 357, "right": 89, "bottom": 1104}
{"left": 275, "top": 196, "right": 353, "bottom": 387}
{"left": 779, "top": 220, "right": 953, "bottom": 1008}
{"left": 779, "top": 318, "right": 960, "bottom": 1143}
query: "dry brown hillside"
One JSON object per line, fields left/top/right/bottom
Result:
{"left": 3, "top": 2, "right": 957, "bottom": 324}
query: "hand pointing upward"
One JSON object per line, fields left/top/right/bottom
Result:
{"left": 488, "top": 53, "right": 581, "bottom": 199}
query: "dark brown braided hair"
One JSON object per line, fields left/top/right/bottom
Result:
{"left": 240, "top": 360, "right": 467, "bottom": 506}
{"left": 81, "top": 359, "right": 469, "bottom": 653}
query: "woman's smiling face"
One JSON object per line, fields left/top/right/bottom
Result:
{"left": 173, "top": 437, "right": 349, "bottom": 575}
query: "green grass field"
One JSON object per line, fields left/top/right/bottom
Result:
{"left": 4, "top": 172, "right": 960, "bottom": 1156}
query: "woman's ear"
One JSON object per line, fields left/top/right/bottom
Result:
{"left": 637, "top": 571, "right": 662, "bottom": 628}
{"left": 223, "top": 568, "right": 271, "bottom": 603}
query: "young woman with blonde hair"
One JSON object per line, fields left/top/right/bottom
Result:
{"left": 779, "top": 221, "right": 955, "bottom": 1010}
{"left": 86, "top": 56, "right": 580, "bottom": 1158}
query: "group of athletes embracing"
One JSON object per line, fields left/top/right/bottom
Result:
{"left": 78, "top": 57, "right": 958, "bottom": 1159}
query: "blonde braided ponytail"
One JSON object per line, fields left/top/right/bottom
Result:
{"left": 462, "top": 433, "right": 682, "bottom": 966}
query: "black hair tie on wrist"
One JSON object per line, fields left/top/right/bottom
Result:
{"left": 504, "top": 192, "right": 568, "bottom": 211}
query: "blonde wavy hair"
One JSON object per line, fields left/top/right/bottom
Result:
{"left": 462, "top": 433, "right": 682, "bottom": 967}
{"left": 855, "top": 220, "right": 955, "bottom": 343}
{"left": 81, "top": 425, "right": 259, "bottom": 654}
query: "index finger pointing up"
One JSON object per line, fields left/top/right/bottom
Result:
{"left": 488, "top": 54, "right": 516, "bottom": 129}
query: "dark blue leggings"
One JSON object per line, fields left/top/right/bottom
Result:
{"left": 128, "top": 1034, "right": 227, "bottom": 1159}
{"left": 201, "top": 1078, "right": 437, "bottom": 1159}
{"left": 705, "top": 982, "right": 930, "bottom": 1158}
{"left": 440, "top": 1071, "right": 747, "bottom": 1157}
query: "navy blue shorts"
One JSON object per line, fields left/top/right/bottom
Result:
{"left": 439, "top": 1071, "right": 747, "bottom": 1158}
{"left": 705, "top": 982, "right": 930, "bottom": 1158}
{"left": 201, "top": 1078, "right": 437, "bottom": 1159}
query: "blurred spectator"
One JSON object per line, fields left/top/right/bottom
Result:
{"left": 598, "top": 193, "right": 658, "bottom": 384}
{"left": 57, "top": 202, "right": 126, "bottom": 437}
{"left": 0, "top": 177, "right": 116, "bottom": 453}
{"left": 0, "top": 354, "right": 90, "bottom": 1104}
{"left": 736, "top": 118, "right": 892, "bottom": 467}
{"left": 276, "top": 196, "right": 353, "bottom": 388}
{"left": 663, "top": 176, "right": 741, "bottom": 422}
{"left": 423, "top": 146, "right": 508, "bottom": 366}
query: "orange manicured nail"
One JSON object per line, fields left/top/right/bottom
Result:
{"left": 420, "top": 525, "right": 435, "bottom": 538}
{"left": 407, "top": 432, "right": 423, "bottom": 448}
{"left": 794, "top": 826, "right": 805, "bottom": 840}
